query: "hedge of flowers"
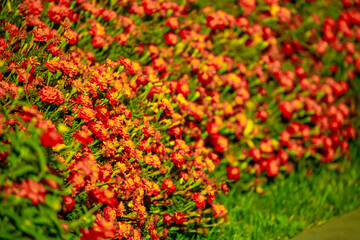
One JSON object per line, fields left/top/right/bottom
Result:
{"left": 0, "top": 0, "right": 358, "bottom": 239}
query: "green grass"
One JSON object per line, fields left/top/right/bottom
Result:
{"left": 201, "top": 142, "right": 360, "bottom": 240}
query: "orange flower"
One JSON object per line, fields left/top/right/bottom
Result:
{"left": 62, "top": 195, "right": 75, "bottom": 211}
{"left": 40, "top": 86, "right": 64, "bottom": 105}
{"left": 211, "top": 134, "right": 229, "bottom": 153}
{"left": 161, "top": 179, "right": 175, "bottom": 195}
{"left": 165, "top": 17, "right": 179, "bottom": 30}
{"left": 138, "top": 140, "right": 152, "bottom": 153}
{"left": 40, "top": 127, "right": 63, "bottom": 147}
{"left": 191, "top": 192, "right": 206, "bottom": 209}
{"left": 212, "top": 203, "right": 227, "bottom": 217}
{"left": 164, "top": 32, "right": 178, "bottom": 46}
{"left": 77, "top": 107, "right": 96, "bottom": 123}
{"left": 144, "top": 154, "right": 161, "bottom": 168}
{"left": 173, "top": 212, "right": 186, "bottom": 225}
{"left": 18, "top": 179, "right": 46, "bottom": 205}
{"left": 63, "top": 29, "right": 79, "bottom": 45}
{"left": 170, "top": 151, "right": 185, "bottom": 168}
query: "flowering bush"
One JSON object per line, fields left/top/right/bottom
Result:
{"left": 0, "top": 0, "right": 358, "bottom": 239}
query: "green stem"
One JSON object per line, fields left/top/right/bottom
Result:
{"left": 69, "top": 203, "right": 104, "bottom": 229}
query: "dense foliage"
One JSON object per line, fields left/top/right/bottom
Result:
{"left": 0, "top": 0, "right": 358, "bottom": 239}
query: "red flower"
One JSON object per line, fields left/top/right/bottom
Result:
{"left": 278, "top": 100, "right": 293, "bottom": 119}
{"left": 76, "top": 94, "right": 93, "bottom": 107}
{"left": 346, "top": 125, "right": 356, "bottom": 139}
{"left": 324, "top": 148, "right": 335, "bottom": 163}
{"left": 143, "top": 125, "right": 155, "bottom": 138}
{"left": 322, "top": 136, "right": 333, "bottom": 151}
{"left": 260, "top": 140, "right": 273, "bottom": 154}
{"left": 192, "top": 192, "right": 207, "bottom": 209}
{"left": 40, "top": 127, "right": 63, "bottom": 147}
{"left": 106, "top": 89, "right": 119, "bottom": 106}
{"left": 173, "top": 212, "right": 186, "bottom": 225}
{"left": 45, "top": 60, "right": 60, "bottom": 72}
{"left": 208, "top": 152, "right": 220, "bottom": 165}
{"left": 239, "top": 0, "right": 256, "bottom": 12}
{"left": 277, "top": 7, "right": 291, "bottom": 23}
{"left": 311, "top": 135, "right": 324, "bottom": 148}
{"left": 86, "top": 51, "right": 95, "bottom": 61}
{"left": 197, "top": 72, "right": 211, "bottom": 85}
{"left": 103, "top": 206, "right": 116, "bottom": 222}
{"left": 277, "top": 149, "right": 289, "bottom": 165}
{"left": 94, "top": 105, "right": 109, "bottom": 122}
{"left": 170, "top": 151, "right": 185, "bottom": 168}
{"left": 152, "top": 58, "right": 167, "bottom": 73}
{"left": 165, "top": 17, "right": 179, "bottom": 30}
{"left": 316, "top": 38, "right": 328, "bottom": 55}
{"left": 77, "top": 107, "right": 96, "bottom": 123}
{"left": 179, "top": 171, "right": 189, "bottom": 182}
{"left": 226, "top": 166, "right": 240, "bottom": 182}
{"left": 101, "top": 9, "right": 117, "bottom": 21}
{"left": 92, "top": 35, "right": 106, "bottom": 48}
{"left": 176, "top": 80, "right": 190, "bottom": 97}
{"left": 164, "top": 32, "right": 178, "bottom": 46}
{"left": 342, "top": 0, "right": 352, "bottom": 7}
{"left": 256, "top": 109, "right": 268, "bottom": 122}
{"left": 80, "top": 228, "right": 103, "bottom": 240}
{"left": 267, "top": 157, "right": 279, "bottom": 177}
{"left": 249, "top": 147, "right": 261, "bottom": 161}
{"left": 323, "top": 23, "right": 337, "bottom": 43}
{"left": 18, "top": 0, "right": 44, "bottom": 16}
{"left": 115, "top": 33, "right": 128, "bottom": 45}
{"left": 90, "top": 188, "right": 118, "bottom": 207}
{"left": 221, "top": 183, "right": 229, "bottom": 195}
{"left": 18, "top": 179, "right": 46, "bottom": 205}
{"left": 143, "top": 0, "right": 158, "bottom": 15}
{"left": 63, "top": 29, "right": 79, "bottom": 45}
{"left": 280, "top": 130, "right": 291, "bottom": 146}
{"left": 340, "top": 141, "right": 350, "bottom": 153}
{"left": 162, "top": 213, "right": 173, "bottom": 226}
{"left": 40, "top": 86, "right": 65, "bottom": 105}
{"left": 62, "top": 195, "right": 75, "bottom": 211}
{"left": 119, "top": 58, "right": 141, "bottom": 75}
{"left": 294, "top": 66, "right": 306, "bottom": 79}
{"left": 206, "top": 122, "right": 220, "bottom": 136}
{"left": 47, "top": 4, "right": 70, "bottom": 24}
{"left": 281, "top": 42, "right": 295, "bottom": 57}
{"left": 212, "top": 203, "right": 228, "bottom": 217}
{"left": 152, "top": 142, "right": 166, "bottom": 155}
{"left": 144, "top": 154, "right": 161, "bottom": 168}
{"left": 70, "top": 172, "right": 85, "bottom": 190}
{"left": 93, "top": 214, "right": 116, "bottom": 239}
{"left": 138, "top": 140, "right": 152, "bottom": 153}
{"left": 211, "top": 134, "right": 229, "bottom": 153}
{"left": 149, "top": 228, "right": 159, "bottom": 240}
{"left": 73, "top": 130, "right": 94, "bottom": 145}
{"left": 161, "top": 179, "right": 176, "bottom": 195}
{"left": 168, "top": 126, "right": 182, "bottom": 138}
{"left": 207, "top": 193, "right": 215, "bottom": 204}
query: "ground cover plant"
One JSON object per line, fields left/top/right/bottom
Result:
{"left": 0, "top": 0, "right": 358, "bottom": 239}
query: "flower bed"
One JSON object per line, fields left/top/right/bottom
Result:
{"left": 0, "top": 0, "right": 358, "bottom": 239}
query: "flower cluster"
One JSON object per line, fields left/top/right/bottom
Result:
{"left": 0, "top": 0, "right": 358, "bottom": 239}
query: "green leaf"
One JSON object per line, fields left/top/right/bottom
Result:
{"left": 243, "top": 119, "right": 254, "bottom": 137}
{"left": 0, "top": 144, "right": 11, "bottom": 152}
{"left": 11, "top": 165, "right": 37, "bottom": 179}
